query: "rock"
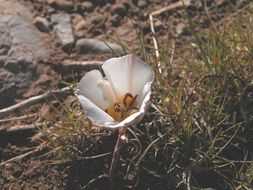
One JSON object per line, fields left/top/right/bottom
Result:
{"left": 91, "top": 15, "right": 104, "bottom": 25}
{"left": 75, "top": 30, "right": 85, "bottom": 38}
{"left": 110, "top": 14, "right": 121, "bottom": 26}
{"left": 51, "top": 13, "right": 75, "bottom": 52}
{"left": 72, "top": 14, "right": 86, "bottom": 39}
{"left": 111, "top": 3, "right": 127, "bottom": 16}
{"left": 72, "top": 14, "right": 86, "bottom": 31}
{"left": 49, "top": 0, "right": 74, "bottom": 11}
{"left": 176, "top": 23, "right": 189, "bottom": 36}
{"left": 0, "top": 0, "right": 46, "bottom": 61}
{"left": 0, "top": 68, "right": 17, "bottom": 108}
{"left": 33, "top": 17, "right": 50, "bottom": 32}
{"left": 154, "top": 20, "right": 162, "bottom": 28}
{"left": 76, "top": 38, "right": 124, "bottom": 54}
{"left": 176, "top": 23, "right": 185, "bottom": 35}
{"left": 80, "top": 1, "right": 94, "bottom": 12}
{"left": 137, "top": 0, "right": 147, "bottom": 8}
{"left": 0, "top": 0, "right": 48, "bottom": 108}
{"left": 75, "top": 20, "right": 86, "bottom": 31}
{"left": 90, "top": 15, "right": 105, "bottom": 30}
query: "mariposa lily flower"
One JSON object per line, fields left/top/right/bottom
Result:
{"left": 75, "top": 54, "right": 154, "bottom": 128}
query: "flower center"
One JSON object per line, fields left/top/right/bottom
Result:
{"left": 105, "top": 93, "right": 138, "bottom": 121}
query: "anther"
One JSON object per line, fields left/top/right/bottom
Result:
{"left": 114, "top": 102, "right": 121, "bottom": 112}
{"left": 123, "top": 93, "right": 134, "bottom": 107}
{"left": 127, "top": 95, "right": 138, "bottom": 111}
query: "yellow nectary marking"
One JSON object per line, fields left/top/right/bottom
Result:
{"left": 105, "top": 93, "right": 138, "bottom": 121}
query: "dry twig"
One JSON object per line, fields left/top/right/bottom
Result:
{"left": 62, "top": 60, "right": 103, "bottom": 70}
{"left": 149, "top": 0, "right": 191, "bottom": 73}
{"left": 0, "top": 87, "right": 72, "bottom": 118}
{"left": 0, "top": 122, "right": 44, "bottom": 134}
{"left": 0, "top": 142, "right": 47, "bottom": 167}
{"left": 0, "top": 113, "right": 37, "bottom": 123}
{"left": 45, "top": 60, "right": 104, "bottom": 73}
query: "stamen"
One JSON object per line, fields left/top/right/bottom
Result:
{"left": 123, "top": 93, "right": 134, "bottom": 107}
{"left": 105, "top": 92, "right": 138, "bottom": 121}
{"left": 126, "top": 95, "right": 138, "bottom": 112}
{"left": 114, "top": 103, "right": 121, "bottom": 112}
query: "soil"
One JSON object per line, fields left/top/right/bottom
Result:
{"left": 0, "top": 0, "right": 251, "bottom": 189}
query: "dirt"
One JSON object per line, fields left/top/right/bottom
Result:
{"left": 0, "top": 0, "right": 251, "bottom": 189}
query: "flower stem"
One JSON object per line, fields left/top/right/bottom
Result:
{"left": 109, "top": 127, "right": 126, "bottom": 182}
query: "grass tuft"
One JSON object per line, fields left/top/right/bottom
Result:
{"left": 38, "top": 5, "right": 253, "bottom": 189}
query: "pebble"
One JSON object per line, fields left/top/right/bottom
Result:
{"left": 72, "top": 14, "right": 86, "bottom": 38}
{"left": 50, "top": 0, "right": 74, "bottom": 11}
{"left": 137, "top": 0, "right": 147, "bottom": 8}
{"left": 110, "top": 14, "right": 121, "bottom": 26}
{"left": 111, "top": 3, "right": 127, "bottom": 16}
{"left": 91, "top": 15, "right": 104, "bottom": 25}
{"left": 72, "top": 14, "right": 86, "bottom": 31}
{"left": 154, "top": 20, "right": 162, "bottom": 28}
{"left": 33, "top": 17, "right": 50, "bottom": 32}
{"left": 76, "top": 38, "right": 124, "bottom": 54}
{"left": 90, "top": 15, "right": 105, "bottom": 30}
{"left": 80, "top": 1, "right": 94, "bottom": 12}
{"left": 51, "top": 13, "right": 75, "bottom": 52}
{"left": 176, "top": 23, "right": 185, "bottom": 35}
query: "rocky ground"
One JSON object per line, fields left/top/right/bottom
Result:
{"left": 0, "top": 0, "right": 251, "bottom": 189}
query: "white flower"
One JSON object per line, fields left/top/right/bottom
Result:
{"left": 75, "top": 54, "right": 154, "bottom": 128}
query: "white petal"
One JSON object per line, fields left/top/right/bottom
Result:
{"left": 138, "top": 81, "right": 152, "bottom": 108}
{"left": 76, "top": 95, "right": 115, "bottom": 127}
{"left": 102, "top": 54, "right": 154, "bottom": 99}
{"left": 75, "top": 70, "right": 115, "bottom": 110}
{"left": 104, "top": 82, "right": 152, "bottom": 129}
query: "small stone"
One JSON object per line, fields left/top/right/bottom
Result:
{"left": 111, "top": 3, "right": 127, "bottom": 16}
{"left": 72, "top": 14, "right": 86, "bottom": 31}
{"left": 137, "top": 0, "right": 147, "bottom": 8}
{"left": 76, "top": 30, "right": 85, "bottom": 38}
{"left": 80, "top": 1, "right": 94, "bottom": 12}
{"left": 72, "top": 14, "right": 86, "bottom": 38}
{"left": 57, "top": 0, "right": 74, "bottom": 11}
{"left": 76, "top": 20, "right": 86, "bottom": 31}
{"left": 76, "top": 38, "right": 124, "bottom": 54}
{"left": 33, "top": 17, "right": 50, "bottom": 32}
{"left": 110, "top": 14, "right": 121, "bottom": 26}
{"left": 51, "top": 13, "right": 75, "bottom": 52}
{"left": 49, "top": 0, "right": 74, "bottom": 11}
{"left": 90, "top": 15, "right": 105, "bottom": 30}
{"left": 154, "top": 20, "right": 162, "bottom": 28}
{"left": 176, "top": 23, "right": 185, "bottom": 35}
{"left": 91, "top": 15, "right": 104, "bottom": 25}
{"left": 176, "top": 23, "right": 189, "bottom": 36}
